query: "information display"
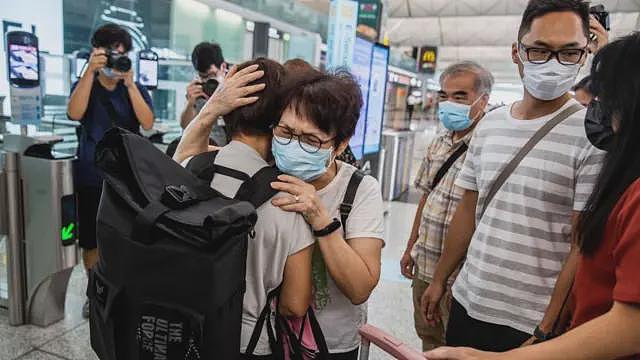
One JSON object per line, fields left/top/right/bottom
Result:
{"left": 363, "top": 44, "right": 389, "bottom": 155}
{"left": 75, "top": 57, "right": 88, "bottom": 78}
{"left": 8, "top": 44, "right": 39, "bottom": 81}
{"left": 137, "top": 50, "right": 159, "bottom": 89}
{"left": 349, "top": 37, "right": 374, "bottom": 160}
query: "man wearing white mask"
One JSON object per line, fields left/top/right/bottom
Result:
{"left": 419, "top": 0, "right": 605, "bottom": 352}
{"left": 401, "top": 61, "right": 493, "bottom": 351}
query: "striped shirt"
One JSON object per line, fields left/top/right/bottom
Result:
{"left": 453, "top": 99, "right": 605, "bottom": 335}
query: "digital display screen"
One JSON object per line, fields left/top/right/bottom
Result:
{"left": 8, "top": 44, "right": 38, "bottom": 80}
{"left": 363, "top": 45, "right": 389, "bottom": 155}
{"left": 349, "top": 37, "right": 373, "bottom": 160}
{"left": 75, "top": 57, "right": 87, "bottom": 78}
{"left": 60, "top": 194, "right": 77, "bottom": 246}
{"left": 138, "top": 59, "right": 158, "bottom": 87}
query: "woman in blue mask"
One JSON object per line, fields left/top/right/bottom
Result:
{"left": 270, "top": 70, "right": 385, "bottom": 360}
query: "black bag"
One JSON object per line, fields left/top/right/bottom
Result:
{"left": 89, "top": 128, "right": 275, "bottom": 360}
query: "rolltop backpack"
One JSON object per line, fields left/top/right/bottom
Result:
{"left": 89, "top": 128, "right": 278, "bottom": 360}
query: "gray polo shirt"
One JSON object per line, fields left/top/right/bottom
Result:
{"left": 183, "top": 140, "right": 315, "bottom": 355}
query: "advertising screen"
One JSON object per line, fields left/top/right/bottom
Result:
{"left": 8, "top": 44, "right": 39, "bottom": 81}
{"left": 138, "top": 58, "right": 158, "bottom": 88}
{"left": 349, "top": 37, "right": 374, "bottom": 160}
{"left": 363, "top": 44, "right": 389, "bottom": 155}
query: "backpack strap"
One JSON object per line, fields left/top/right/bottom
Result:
{"left": 340, "top": 170, "right": 366, "bottom": 229}
{"left": 236, "top": 166, "right": 282, "bottom": 208}
{"left": 186, "top": 151, "right": 280, "bottom": 208}
{"left": 185, "top": 151, "right": 251, "bottom": 184}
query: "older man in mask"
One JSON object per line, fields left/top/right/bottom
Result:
{"left": 401, "top": 61, "right": 493, "bottom": 351}
{"left": 419, "top": 0, "right": 605, "bottom": 352}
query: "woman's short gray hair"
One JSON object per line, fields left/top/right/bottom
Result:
{"left": 439, "top": 61, "right": 494, "bottom": 95}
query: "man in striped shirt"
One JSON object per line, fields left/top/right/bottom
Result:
{"left": 419, "top": 0, "right": 605, "bottom": 351}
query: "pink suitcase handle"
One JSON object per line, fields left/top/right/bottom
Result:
{"left": 358, "top": 324, "right": 425, "bottom": 360}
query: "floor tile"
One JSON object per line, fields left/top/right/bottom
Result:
{"left": 38, "top": 323, "right": 97, "bottom": 360}
{"left": 15, "top": 350, "right": 68, "bottom": 360}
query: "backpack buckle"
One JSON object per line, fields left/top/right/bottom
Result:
{"left": 162, "top": 185, "right": 198, "bottom": 209}
{"left": 339, "top": 202, "right": 352, "bottom": 216}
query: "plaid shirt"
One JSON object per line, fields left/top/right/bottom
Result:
{"left": 411, "top": 129, "right": 473, "bottom": 284}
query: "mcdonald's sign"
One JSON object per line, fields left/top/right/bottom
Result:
{"left": 418, "top": 46, "right": 438, "bottom": 74}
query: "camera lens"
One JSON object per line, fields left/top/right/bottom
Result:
{"left": 202, "top": 79, "right": 219, "bottom": 97}
{"left": 107, "top": 51, "right": 132, "bottom": 72}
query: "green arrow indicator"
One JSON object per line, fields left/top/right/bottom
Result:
{"left": 61, "top": 223, "right": 75, "bottom": 241}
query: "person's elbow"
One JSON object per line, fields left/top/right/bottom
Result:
{"left": 67, "top": 108, "right": 84, "bottom": 121}
{"left": 140, "top": 115, "right": 155, "bottom": 130}
{"left": 347, "top": 278, "right": 379, "bottom": 306}
{"left": 278, "top": 294, "right": 310, "bottom": 317}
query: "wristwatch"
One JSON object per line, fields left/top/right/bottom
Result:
{"left": 533, "top": 325, "right": 552, "bottom": 342}
{"left": 312, "top": 218, "right": 341, "bottom": 237}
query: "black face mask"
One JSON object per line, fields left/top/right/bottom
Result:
{"left": 585, "top": 99, "right": 615, "bottom": 151}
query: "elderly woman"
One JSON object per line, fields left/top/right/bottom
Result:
{"left": 270, "top": 70, "right": 385, "bottom": 360}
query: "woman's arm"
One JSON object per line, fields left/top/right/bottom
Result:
{"left": 173, "top": 64, "right": 265, "bottom": 164}
{"left": 279, "top": 246, "right": 313, "bottom": 317}
{"left": 426, "top": 301, "right": 640, "bottom": 360}
{"left": 316, "top": 233, "right": 382, "bottom": 305}
{"left": 271, "top": 174, "right": 383, "bottom": 305}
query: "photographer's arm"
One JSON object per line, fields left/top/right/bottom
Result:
{"left": 68, "top": 49, "right": 105, "bottom": 120}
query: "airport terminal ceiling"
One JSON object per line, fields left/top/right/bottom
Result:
{"left": 385, "top": 0, "right": 640, "bottom": 82}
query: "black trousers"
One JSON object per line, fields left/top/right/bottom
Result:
{"left": 77, "top": 185, "right": 102, "bottom": 250}
{"left": 446, "top": 297, "right": 530, "bottom": 352}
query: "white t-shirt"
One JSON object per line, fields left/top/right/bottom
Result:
{"left": 182, "top": 140, "right": 315, "bottom": 355}
{"left": 314, "top": 162, "right": 385, "bottom": 353}
{"left": 453, "top": 99, "right": 604, "bottom": 334}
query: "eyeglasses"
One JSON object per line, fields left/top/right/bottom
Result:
{"left": 519, "top": 43, "right": 587, "bottom": 65}
{"left": 272, "top": 125, "right": 334, "bottom": 154}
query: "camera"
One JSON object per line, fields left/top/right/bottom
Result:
{"left": 590, "top": 4, "right": 611, "bottom": 31}
{"left": 106, "top": 50, "right": 132, "bottom": 72}
{"left": 200, "top": 78, "right": 219, "bottom": 97}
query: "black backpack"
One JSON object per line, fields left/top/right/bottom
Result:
{"left": 89, "top": 128, "right": 278, "bottom": 360}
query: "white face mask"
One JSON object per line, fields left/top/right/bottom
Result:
{"left": 519, "top": 51, "right": 581, "bottom": 101}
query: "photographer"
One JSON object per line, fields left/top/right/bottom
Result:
{"left": 179, "top": 42, "right": 227, "bottom": 134}
{"left": 67, "top": 23, "right": 154, "bottom": 318}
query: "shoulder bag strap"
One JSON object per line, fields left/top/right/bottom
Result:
{"left": 431, "top": 142, "right": 469, "bottom": 190}
{"left": 479, "top": 103, "right": 583, "bottom": 219}
{"left": 339, "top": 170, "right": 366, "bottom": 228}
{"left": 245, "top": 286, "right": 282, "bottom": 355}
{"left": 185, "top": 151, "right": 219, "bottom": 183}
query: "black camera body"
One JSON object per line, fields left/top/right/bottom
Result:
{"left": 106, "top": 50, "right": 132, "bottom": 72}
{"left": 590, "top": 4, "right": 611, "bottom": 31}
{"left": 200, "top": 78, "right": 219, "bottom": 97}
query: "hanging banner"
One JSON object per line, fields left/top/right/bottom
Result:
{"left": 418, "top": 46, "right": 438, "bottom": 74}
{"left": 326, "top": 0, "right": 358, "bottom": 70}
{"left": 356, "top": 0, "right": 382, "bottom": 42}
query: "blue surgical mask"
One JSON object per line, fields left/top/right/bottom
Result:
{"left": 438, "top": 95, "right": 485, "bottom": 131}
{"left": 272, "top": 136, "right": 333, "bottom": 181}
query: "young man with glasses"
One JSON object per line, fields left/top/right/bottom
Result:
{"left": 419, "top": 0, "right": 605, "bottom": 351}
{"left": 400, "top": 61, "right": 493, "bottom": 351}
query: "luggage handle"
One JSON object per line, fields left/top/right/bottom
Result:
{"left": 358, "top": 324, "right": 424, "bottom": 360}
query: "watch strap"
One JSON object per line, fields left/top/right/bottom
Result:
{"left": 313, "top": 218, "right": 341, "bottom": 237}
